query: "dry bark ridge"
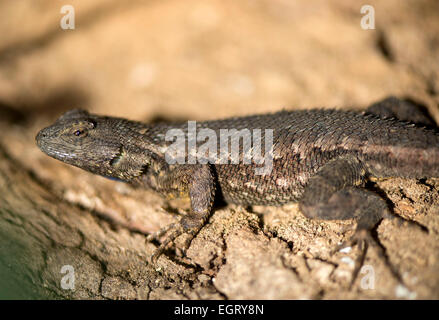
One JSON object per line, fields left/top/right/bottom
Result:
{"left": 0, "top": 0, "right": 439, "bottom": 299}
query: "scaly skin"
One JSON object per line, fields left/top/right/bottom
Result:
{"left": 36, "top": 97, "right": 439, "bottom": 282}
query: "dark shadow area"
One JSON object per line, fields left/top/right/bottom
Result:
{"left": 376, "top": 29, "right": 395, "bottom": 63}
{"left": 147, "top": 113, "right": 190, "bottom": 125}
{"left": 0, "top": 85, "right": 89, "bottom": 125}
{"left": 0, "top": 101, "right": 26, "bottom": 123}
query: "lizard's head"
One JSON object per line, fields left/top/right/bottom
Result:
{"left": 36, "top": 109, "right": 131, "bottom": 177}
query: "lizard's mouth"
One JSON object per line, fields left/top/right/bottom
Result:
{"left": 35, "top": 128, "right": 77, "bottom": 162}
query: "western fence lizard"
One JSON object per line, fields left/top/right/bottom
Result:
{"left": 35, "top": 97, "right": 438, "bottom": 277}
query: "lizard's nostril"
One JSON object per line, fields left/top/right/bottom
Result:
{"left": 35, "top": 130, "right": 47, "bottom": 145}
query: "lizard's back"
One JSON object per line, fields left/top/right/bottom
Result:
{"left": 187, "top": 109, "right": 439, "bottom": 205}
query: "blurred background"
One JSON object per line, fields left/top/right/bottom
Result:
{"left": 0, "top": 0, "right": 438, "bottom": 299}
{"left": 1, "top": 0, "right": 438, "bottom": 123}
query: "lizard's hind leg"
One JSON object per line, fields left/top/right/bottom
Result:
{"left": 298, "top": 155, "right": 401, "bottom": 287}
{"left": 366, "top": 96, "right": 436, "bottom": 127}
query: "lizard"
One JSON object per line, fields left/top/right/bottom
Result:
{"left": 35, "top": 97, "right": 439, "bottom": 281}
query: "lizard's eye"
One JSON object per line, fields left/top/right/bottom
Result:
{"left": 71, "top": 120, "right": 95, "bottom": 138}
{"left": 73, "top": 129, "right": 87, "bottom": 137}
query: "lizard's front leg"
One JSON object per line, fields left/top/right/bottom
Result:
{"left": 147, "top": 164, "right": 216, "bottom": 263}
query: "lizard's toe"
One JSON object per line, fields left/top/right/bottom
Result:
{"left": 146, "top": 220, "right": 185, "bottom": 264}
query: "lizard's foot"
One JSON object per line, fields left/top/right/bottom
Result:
{"left": 146, "top": 214, "right": 207, "bottom": 264}
{"left": 335, "top": 226, "right": 403, "bottom": 289}
{"left": 366, "top": 96, "right": 436, "bottom": 127}
{"left": 334, "top": 228, "right": 368, "bottom": 254}
{"left": 146, "top": 219, "right": 181, "bottom": 243}
{"left": 334, "top": 228, "right": 370, "bottom": 288}
{"left": 146, "top": 220, "right": 185, "bottom": 264}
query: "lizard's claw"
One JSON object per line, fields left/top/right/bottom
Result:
{"left": 335, "top": 227, "right": 404, "bottom": 289}
{"left": 146, "top": 219, "right": 181, "bottom": 243}
{"left": 146, "top": 214, "right": 205, "bottom": 264}
{"left": 333, "top": 228, "right": 368, "bottom": 255}
{"left": 333, "top": 228, "right": 370, "bottom": 288}
{"left": 146, "top": 220, "right": 185, "bottom": 264}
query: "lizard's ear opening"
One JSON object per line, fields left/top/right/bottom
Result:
{"left": 59, "top": 109, "right": 90, "bottom": 121}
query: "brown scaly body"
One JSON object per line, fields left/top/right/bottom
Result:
{"left": 36, "top": 97, "right": 439, "bottom": 282}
